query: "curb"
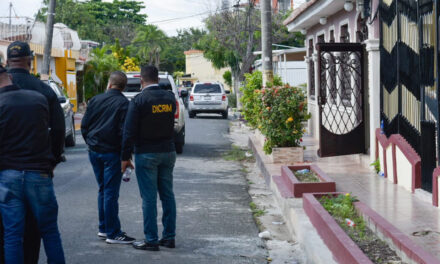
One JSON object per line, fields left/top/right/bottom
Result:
{"left": 248, "top": 134, "right": 337, "bottom": 264}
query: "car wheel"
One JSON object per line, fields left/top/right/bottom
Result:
{"left": 222, "top": 111, "right": 228, "bottom": 119}
{"left": 65, "top": 118, "right": 76, "bottom": 147}
{"left": 175, "top": 126, "right": 185, "bottom": 154}
{"left": 189, "top": 111, "right": 196, "bottom": 118}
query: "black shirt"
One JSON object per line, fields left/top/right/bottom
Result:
{"left": 0, "top": 85, "right": 54, "bottom": 172}
{"left": 81, "top": 89, "right": 129, "bottom": 155}
{"left": 122, "top": 85, "right": 176, "bottom": 160}
{"left": 8, "top": 68, "right": 65, "bottom": 164}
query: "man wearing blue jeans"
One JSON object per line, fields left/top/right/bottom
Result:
{"left": 81, "top": 71, "right": 135, "bottom": 244}
{"left": 0, "top": 65, "right": 65, "bottom": 263}
{"left": 122, "top": 65, "right": 177, "bottom": 251}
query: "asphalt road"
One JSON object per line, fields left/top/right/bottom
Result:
{"left": 40, "top": 113, "right": 267, "bottom": 263}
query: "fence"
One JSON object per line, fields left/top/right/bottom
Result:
{"left": 380, "top": 0, "right": 438, "bottom": 192}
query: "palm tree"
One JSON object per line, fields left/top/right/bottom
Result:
{"left": 132, "top": 25, "right": 167, "bottom": 68}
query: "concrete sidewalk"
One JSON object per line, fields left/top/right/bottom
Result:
{"left": 250, "top": 131, "right": 440, "bottom": 261}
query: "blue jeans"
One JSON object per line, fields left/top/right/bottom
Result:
{"left": 0, "top": 170, "right": 65, "bottom": 264}
{"left": 88, "top": 151, "right": 123, "bottom": 239}
{"left": 135, "top": 152, "right": 176, "bottom": 244}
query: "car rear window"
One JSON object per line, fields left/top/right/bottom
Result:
{"left": 193, "top": 84, "right": 221, "bottom": 94}
{"left": 124, "top": 77, "right": 172, "bottom": 92}
{"left": 124, "top": 78, "right": 141, "bottom": 92}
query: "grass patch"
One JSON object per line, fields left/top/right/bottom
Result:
{"left": 293, "top": 169, "right": 320, "bottom": 183}
{"left": 223, "top": 145, "right": 255, "bottom": 162}
{"left": 249, "top": 202, "right": 266, "bottom": 217}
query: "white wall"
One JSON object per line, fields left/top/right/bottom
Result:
{"left": 273, "top": 61, "right": 307, "bottom": 87}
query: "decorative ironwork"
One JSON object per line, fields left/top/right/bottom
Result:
{"left": 317, "top": 43, "right": 365, "bottom": 157}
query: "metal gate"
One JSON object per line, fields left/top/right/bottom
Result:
{"left": 380, "top": 0, "right": 437, "bottom": 192}
{"left": 317, "top": 43, "right": 365, "bottom": 157}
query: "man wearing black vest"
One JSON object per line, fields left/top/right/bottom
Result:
{"left": 122, "top": 65, "right": 177, "bottom": 251}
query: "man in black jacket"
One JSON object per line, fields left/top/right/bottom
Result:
{"left": 0, "top": 65, "right": 65, "bottom": 263}
{"left": 81, "top": 71, "right": 135, "bottom": 244}
{"left": 122, "top": 65, "right": 177, "bottom": 251}
{"left": 6, "top": 41, "right": 65, "bottom": 264}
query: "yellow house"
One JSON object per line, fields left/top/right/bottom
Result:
{"left": 184, "top": 50, "right": 231, "bottom": 90}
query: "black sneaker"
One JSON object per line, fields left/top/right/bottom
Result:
{"left": 133, "top": 240, "right": 160, "bottom": 251}
{"left": 97, "top": 232, "right": 107, "bottom": 240}
{"left": 106, "top": 233, "right": 135, "bottom": 244}
{"left": 159, "top": 238, "right": 175, "bottom": 248}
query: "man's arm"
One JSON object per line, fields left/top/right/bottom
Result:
{"left": 121, "top": 100, "right": 139, "bottom": 161}
{"left": 48, "top": 91, "right": 65, "bottom": 165}
{"left": 0, "top": 107, "right": 5, "bottom": 147}
{"left": 81, "top": 99, "right": 94, "bottom": 143}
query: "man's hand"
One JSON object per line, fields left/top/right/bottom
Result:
{"left": 121, "top": 160, "right": 134, "bottom": 173}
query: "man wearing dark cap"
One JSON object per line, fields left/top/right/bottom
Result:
{"left": 0, "top": 64, "right": 65, "bottom": 263}
{"left": 81, "top": 71, "right": 135, "bottom": 244}
{"left": 6, "top": 41, "right": 65, "bottom": 263}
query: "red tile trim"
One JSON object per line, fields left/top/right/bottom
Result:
{"left": 304, "top": 193, "right": 440, "bottom": 264}
{"left": 273, "top": 175, "right": 294, "bottom": 198}
{"left": 375, "top": 129, "right": 422, "bottom": 192}
{"left": 281, "top": 165, "right": 336, "bottom": 198}
{"left": 432, "top": 168, "right": 440, "bottom": 207}
{"left": 355, "top": 202, "right": 440, "bottom": 263}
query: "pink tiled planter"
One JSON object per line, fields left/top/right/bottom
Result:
{"left": 269, "top": 146, "right": 304, "bottom": 164}
{"left": 275, "top": 165, "right": 336, "bottom": 198}
{"left": 303, "top": 193, "right": 440, "bottom": 264}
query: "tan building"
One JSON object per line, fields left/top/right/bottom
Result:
{"left": 184, "top": 50, "right": 231, "bottom": 90}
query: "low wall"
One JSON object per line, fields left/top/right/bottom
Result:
{"left": 375, "top": 129, "right": 421, "bottom": 193}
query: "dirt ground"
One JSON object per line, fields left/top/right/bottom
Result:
{"left": 228, "top": 121, "right": 305, "bottom": 264}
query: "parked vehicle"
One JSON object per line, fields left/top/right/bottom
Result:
{"left": 188, "top": 82, "right": 229, "bottom": 119}
{"left": 122, "top": 72, "right": 186, "bottom": 154}
{"left": 44, "top": 80, "right": 76, "bottom": 147}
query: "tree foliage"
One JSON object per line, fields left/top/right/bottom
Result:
{"left": 37, "top": 0, "right": 146, "bottom": 46}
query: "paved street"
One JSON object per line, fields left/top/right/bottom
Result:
{"left": 40, "top": 113, "right": 267, "bottom": 263}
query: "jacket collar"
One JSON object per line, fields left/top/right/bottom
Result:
{"left": 106, "top": 88, "right": 123, "bottom": 95}
{"left": 7, "top": 68, "right": 30, "bottom": 74}
{"left": 0, "top": 84, "right": 20, "bottom": 94}
{"left": 142, "top": 84, "right": 160, "bottom": 91}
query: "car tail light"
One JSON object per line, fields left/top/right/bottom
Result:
{"left": 222, "top": 94, "right": 226, "bottom": 101}
{"left": 175, "top": 100, "right": 180, "bottom": 119}
{"left": 190, "top": 95, "right": 194, "bottom": 101}
{"left": 133, "top": 75, "right": 141, "bottom": 78}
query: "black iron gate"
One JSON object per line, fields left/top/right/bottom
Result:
{"left": 317, "top": 43, "right": 365, "bottom": 157}
{"left": 380, "top": 0, "right": 437, "bottom": 192}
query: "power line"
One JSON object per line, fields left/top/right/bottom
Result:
{"left": 148, "top": 6, "right": 233, "bottom": 25}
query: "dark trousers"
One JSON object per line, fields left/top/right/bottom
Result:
{"left": 0, "top": 212, "right": 41, "bottom": 264}
{"left": 88, "top": 151, "right": 123, "bottom": 239}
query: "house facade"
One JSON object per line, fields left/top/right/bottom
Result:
{"left": 284, "top": 0, "right": 381, "bottom": 163}
{"left": 184, "top": 50, "right": 231, "bottom": 90}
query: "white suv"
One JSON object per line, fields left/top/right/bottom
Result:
{"left": 122, "top": 72, "right": 186, "bottom": 154}
{"left": 188, "top": 82, "right": 229, "bottom": 119}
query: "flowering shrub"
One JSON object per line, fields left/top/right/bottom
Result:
{"left": 259, "top": 85, "right": 310, "bottom": 154}
{"left": 240, "top": 71, "right": 282, "bottom": 128}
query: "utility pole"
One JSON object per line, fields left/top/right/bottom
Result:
{"left": 42, "top": 0, "right": 56, "bottom": 75}
{"left": 261, "top": 0, "right": 273, "bottom": 86}
{"left": 9, "top": 2, "right": 12, "bottom": 34}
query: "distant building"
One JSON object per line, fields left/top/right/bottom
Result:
{"left": 184, "top": 50, "right": 231, "bottom": 90}
{"left": 0, "top": 19, "right": 86, "bottom": 111}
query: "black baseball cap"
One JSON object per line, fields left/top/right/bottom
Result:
{"left": 7, "top": 41, "right": 33, "bottom": 59}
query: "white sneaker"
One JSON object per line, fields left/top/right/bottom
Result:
{"left": 98, "top": 232, "right": 107, "bottom": 240}
{"left": 105, "top": 233, "right": 136, "bottom": 244}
